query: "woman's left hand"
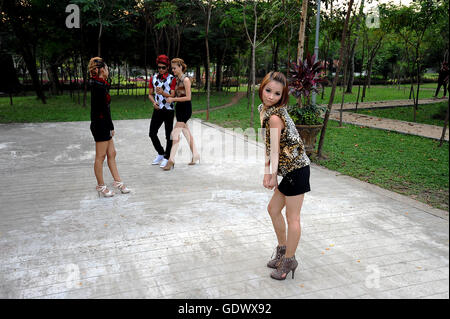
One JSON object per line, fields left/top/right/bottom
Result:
{"left": 166, "top": 97, "right": 174, "bottom": 103}
{"left": 111, "top": 130, "right": 115, "bottom": 137}
{"left": 267, "top": 174, "right": 278, "bottom": 190}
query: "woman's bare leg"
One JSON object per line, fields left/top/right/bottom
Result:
{"left": 267, "top": 188, "right": 287, "bottom": 246}
{"left": 106, "top": 139, "right": 121, "bottom": 182}
{"left": 181, "top": 123, "right": 199, "bottom": 158}
{"left": 285, "top": 194, "right": 305, "bottom": 258}
{"left": 94, "top": 141, "right": 109, "bottom": 185}
{"left": 168, "top": 122, "right": 184, "bottom": 162}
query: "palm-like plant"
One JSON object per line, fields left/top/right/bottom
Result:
{"left": 288, "top": 53, "right": 327, "bottom": 125}
{"left": 288, "top": 53, "right": 327, "bottom": 107}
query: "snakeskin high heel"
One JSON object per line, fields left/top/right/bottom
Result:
{"left": 267, "top": 245, "right": 286, "bottom": 269}
{"left": 270, "top": 255, "right": 298, "bottom": 280}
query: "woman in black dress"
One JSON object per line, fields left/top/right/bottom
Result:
{"left": 163, "top": 58, "right": 200, "bottom": 170}
{"left": 88, "top": 57, "right": 130, "bottom": 197}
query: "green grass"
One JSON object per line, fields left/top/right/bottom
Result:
{"left": 0, "top": 91, "right": 234, "bottom": 123}
{"left": 311, "top": 121, "right": 448, "bottom": 211}
{"left": 192, "top": 99, "right": 449, "bottom": 211}
{"left": 357, "top": 102, "right": 448, "bottom": 127}
{"left": 313, "top": 84, "right": 436, "bottom": 105}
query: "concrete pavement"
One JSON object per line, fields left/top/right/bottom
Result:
{"left": 0, "top": 119, "right": 448, "bottom": 299}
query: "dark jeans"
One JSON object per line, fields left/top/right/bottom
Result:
{"left": 149, "top": 107, "right": 174, "bottom": 159}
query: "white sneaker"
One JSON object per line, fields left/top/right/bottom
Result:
{"left": 159, "top": 158, "right": 168, "bottom": 168}
{"left": 152, "top": 155, "right": 164, "bottom": 165}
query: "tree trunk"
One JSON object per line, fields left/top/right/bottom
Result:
{"left": 318, "top": 0, "right": 354, "bottom": 159}
{"left": 272, "top": 39, "right": 280, "bottom": 71}
{"left": 340, "top": 38, "right": 350, "bottom": 127}
{"left": 216, "top": 55, "right": 223, "bottom": 91}
{"left": 250, "top": 1, "right": 258, "bottom": 129}
{"left": 236, "top": 49, "right": 241, "bottom": 92}
{"left": 414, "top": 59, "right": 420, "bottom": 122}
{"left": 346, "top": 41, "right": 356, "bottom": 93}
{"left": 205, "top": 1, "right": 212, "bottom": 120}
{"left": 74, "top": 55, "right": 80, "bottom": 104}
{"left": 46, "top": 65, "right": 57, "bottom": 95}
{"left": 297, "top": 0, "right": 309, "bottom": 62}
{"left": 346, "top": 0, "right": 365, "bottom": 94}
{"left": 144, "top": 17, "right": 148, "bottom": 101}
{"left": 117, "top": 62, "right": 121, "bottom": 96}
{"left": 21, "top": 46, "right": 46, "bottom": 103}
{"left": 355, "top": 36, "right": 365, "bottom": 112}
{"left": 196, "top": 65, "right": 201, "bottom": 89}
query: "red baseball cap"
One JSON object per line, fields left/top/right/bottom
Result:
{"left": 156, "top": 55, "right": 170, "bottom": 66}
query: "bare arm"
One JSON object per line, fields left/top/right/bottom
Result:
{"left": 267, "top": 115, "right": 284, "bottom": 189}
{"left": 148, "top": 87, "right": 155, "bottom": 103}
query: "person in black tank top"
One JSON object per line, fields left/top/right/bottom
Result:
{"left": 162, "top": 58, "right": 200, "bottom": 170}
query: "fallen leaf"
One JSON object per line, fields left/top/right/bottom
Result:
{"left": 417, "top": 266, "right": 422, "bottom": 270}
{"left": 356, "top": 260, "right": 361, "bottom": 263}
{"left": 321, "top": 251, "right": 325, "bottom": 255}
{"left": 104, "top": 224, "right": 108, "bottom": 227}
{"left": 299, "top": 284, "right": 305, "bottom": 288}
{"left": 325, "top": 248, "right": 330, "bottom": 251}
{"left": 330, "top": 244, "right": 335, "bottom": 247}
{"left": 354, "top": 144, "right": 359, "bottom": 147}
{"left": 405, "top": 212, "right": 409, "bottom": 215}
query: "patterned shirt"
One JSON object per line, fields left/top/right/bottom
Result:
{"left": 258, "top": 104, "right": 310, "bottom": 177}
{"left": 149, "top": 73, "right": 176, "bottom": 110}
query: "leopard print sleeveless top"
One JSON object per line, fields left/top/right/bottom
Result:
{"left": 259, "top": 104, "right": 310, "bottom": 177}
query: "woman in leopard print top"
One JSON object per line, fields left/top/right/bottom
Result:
{"left": 258, "top": 71, "right": 311, "bottom": 280}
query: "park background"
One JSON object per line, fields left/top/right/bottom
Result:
{"left": 0, "top": 0, "right": 449, "bottom": 211}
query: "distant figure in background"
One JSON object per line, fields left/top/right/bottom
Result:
{"left": 434, "top": 61, "right": 449, "bottom": 99}
{"left": 148, "top": 55, "right": 177, "bottom": 168}
{"left": 88, "top": 57, "right": 130, "bottom": 197}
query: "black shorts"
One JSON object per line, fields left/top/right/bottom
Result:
{"left": 90, "top": 120, "right": 112, "bottom": 142}
{"left": 278, "top": 166, "right": 311, "bottom": 196}
{"left": 175, "top": 101, "right": 192, "bottom": 123}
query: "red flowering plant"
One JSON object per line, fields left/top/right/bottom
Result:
{"left": 288, "top": 53, "right": 328, "bottom": 125}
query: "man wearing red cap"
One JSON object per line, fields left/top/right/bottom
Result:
{"left": 148, "top": 54, "right": 177, "bottom": 168}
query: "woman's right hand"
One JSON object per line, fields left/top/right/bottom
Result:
{"left": 263, "top": 174, "right": 271, "bottom": 189}
{"left": 153, "top": 101, "right": 159, "bottom": 109}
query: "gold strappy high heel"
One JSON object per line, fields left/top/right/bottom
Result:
{"left": 188, "top": 154, "right": 200, "bottom": 165}
{"left": 163, "top": 159, "right": 175, "bottom": 170}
